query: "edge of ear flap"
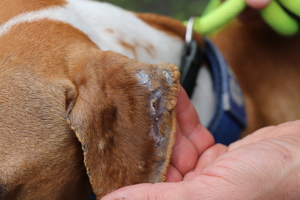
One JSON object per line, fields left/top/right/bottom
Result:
{"left": 66, "top": 51, "right": 179, "bottom": 199}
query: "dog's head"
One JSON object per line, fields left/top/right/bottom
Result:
{"left": 0, "top": 0, "right": 183, "bottom": 199}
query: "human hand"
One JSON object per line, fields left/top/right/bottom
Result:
{"left": 182, "top": 120, "right": 300, "bottom": 199}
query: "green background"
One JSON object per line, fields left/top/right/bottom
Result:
{"left": 100, "top": 0, "right": 209, "bottom": 20}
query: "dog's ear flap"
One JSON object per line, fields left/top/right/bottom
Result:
{"left": 66, "top": 51, "right": 179, "bottom": 199}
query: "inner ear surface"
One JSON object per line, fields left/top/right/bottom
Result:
{"left": 67, "top": 53, "right": 179, "bottom": 199}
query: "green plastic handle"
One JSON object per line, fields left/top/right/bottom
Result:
{"left": 193, "top": 0, "right": 299, "bottom": 36}
{"left": 260, "top": 0, "right": 299, "bottom": 36}
{"left": 194, "top": 0, "right": 246, "bottom": 35}
{"left": 278, "top": 0, "right": 300, "bottom": 17}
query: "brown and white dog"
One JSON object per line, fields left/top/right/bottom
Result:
{"left": 1, "top": 0, "right": 300, "bottom": 199}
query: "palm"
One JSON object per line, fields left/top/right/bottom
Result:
{"left": 169, "top": 117, "right": 300, "bottom": 199}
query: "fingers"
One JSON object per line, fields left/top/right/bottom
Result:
{"left": 169, "top": 86, "right": 215, "bottom": 177}
{"left": 184, "top": 143, "right": 228, "bottom": 181}
{"left": 245, "top": 0, "right": 271, "bottom": 9}
{"left": 176, "top": 86, "right": 215, "bottom": 155}
{"left": 175, "top": 86, "right": 201, "bottom": 136}
{"left": 170, "top": 123, "right": 198, "bottom": 176}
{"left": 165, "top": 164, "right": 182, "bottom": 182}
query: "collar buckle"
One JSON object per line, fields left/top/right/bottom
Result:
{"left": 180, "top": 17, "right": 204, "bottom": 97}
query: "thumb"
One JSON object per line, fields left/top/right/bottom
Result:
{"left": 101, "top": 181, "right": 200, "bottom": 200}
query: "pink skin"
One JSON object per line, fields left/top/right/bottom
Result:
{"left": 222, "top": 0, "right": 271, "bottom": 9}
{"left": 245, "top": 0, "right": 271, "bottom": 9}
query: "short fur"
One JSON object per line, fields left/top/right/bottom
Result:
{"left": 1, "top": 0, "right": 300, "bottom": 199}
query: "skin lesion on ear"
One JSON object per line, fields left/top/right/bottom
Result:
{"left": 66, "top": 51, "right": 180, "bottom": 199}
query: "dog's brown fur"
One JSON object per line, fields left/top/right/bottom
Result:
{"left": 0, "top": 20, "right": 94, "bottom": 199}
{"left": 1, "top": 1, "right": 300, "bottom": 199}
{"left": 0, "top": 4, "right": 179, "bottom": 199}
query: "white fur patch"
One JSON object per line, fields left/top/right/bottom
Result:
{"left": 1, "top": 0, "right": 183, "bottom": 66}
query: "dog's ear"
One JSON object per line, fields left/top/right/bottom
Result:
{"left": 66, "top": 50, "right": 179, "bottom": 198}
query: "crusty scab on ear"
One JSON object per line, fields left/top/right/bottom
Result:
{"left": 137, "top": 67, "right": 178, "bottom": 146}
{"left": 66, "top": 50, "right": 179, "bottom": 199}
{"left": 137, "top": 70, "right": 152, "bottom": 89}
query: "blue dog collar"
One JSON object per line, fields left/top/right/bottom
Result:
{"left": 204, "top": 38, "right": 247, "bottom": 145}
{"left": 180, "top": 38, "right": 247, "bottom": 145}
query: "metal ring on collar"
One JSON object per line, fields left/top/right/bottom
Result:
{"left": 185, "top": 16, "right": 195, "bottom": 49}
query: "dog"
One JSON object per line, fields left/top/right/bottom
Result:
{"left": 1, "top": 0, "right": 300, "bottom": 199}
